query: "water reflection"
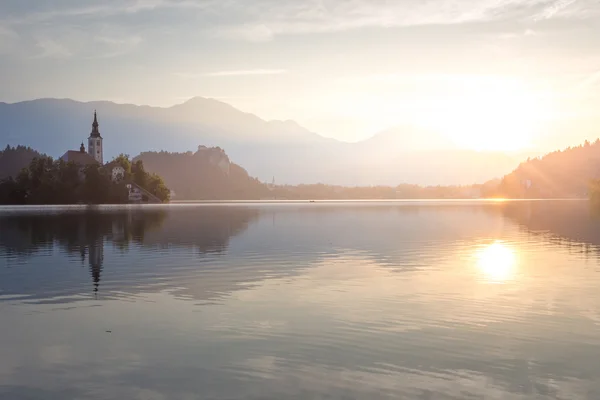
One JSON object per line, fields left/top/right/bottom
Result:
{"left": 0, "top": 209, "right": 167, "bottom": 255}
{"left": 475, "top": 241, "right": 517, "bottom": 283}
{"left": 498, "top": 200, "right": 600, "bottom": 251}
{"left": 1, "top": 202, "right": 600, "bottom": 399}
{"left": 0, "top": 207, "right": 261, "bottom": 301}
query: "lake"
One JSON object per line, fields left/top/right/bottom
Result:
{"left": 1, "top": 200, "right": 600, "bottom": 399}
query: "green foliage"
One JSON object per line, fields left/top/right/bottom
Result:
{"left": 0, "top": 152, "right": 158, "bottom": 205}
{"left": 113, "top": 154, "right": 132, "bottom": 175}
{"left": 0, "top": 177, "right": 26, "bottom": 204}
{"left": 133, "top": 159, "right": 147, "bottom": 188}
{"left": 0, "top": 145, "right": 45, "bottom": 180}
{"left": 146, "top": 173, "right": 170, "bottom": 203}
{"left": 115, "top": 155, "right": 170, "bottom": 203}
{"left": 494, "top": 139, "right": 600, "bottom": 199}
{"left": 134, "top": 148, "right": 268, "bottom": 200}
{"left": 82, "top": 164, "right": 110, "bottom": 204}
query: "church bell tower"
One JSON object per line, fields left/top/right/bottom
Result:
{"left": 88, "top": 111, "right": 103, "bottom": 164}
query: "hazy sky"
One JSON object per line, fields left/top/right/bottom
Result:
{"left": 1, "top": 0, "right": 599, "bottom": 150}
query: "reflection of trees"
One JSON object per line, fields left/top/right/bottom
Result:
{"left": 0, "top": 207, "right": 260, "bottom": 296}
{"left": 0, "top": 210, "right": 167, "bottom": 256}
{"left": 0, "top": 210, "right": 166, "bottom": 294}
{"left": 141, "top": 207, "right": 260, "bottom": 253}
{"left": 496, "top": 201, "right": 600, "bottom": 257}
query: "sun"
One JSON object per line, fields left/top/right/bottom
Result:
{"left": 475, "top": 241, "right": 517, "bottom": 283}
{"left": 422, "top": 77, "right": 547, "bottom": 152}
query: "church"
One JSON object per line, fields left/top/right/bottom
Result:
{"left": 60, "top": 111, "right": 126, "bottom": 182}
{"left": 58, "top": 112, "right": 163, "bottom": 203}
{"left": 60, "top": 111, "right": 105, "bottom": 166}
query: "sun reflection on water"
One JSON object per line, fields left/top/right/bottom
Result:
{"left": 475, "top": 241, "right": 517, "bottom": 283}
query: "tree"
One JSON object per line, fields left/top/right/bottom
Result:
{"left": 0, "top": 177, "right": 26, "bottom": 204}
{"left": 0, "top": 145, "right": 45, "bottom": 181}
{"left": 113, "top": 154, "right": 132, "bottom": 175}
{"left": 0, "top": 148, "right": 168, "bottom": 205}
{"left": 146, "top": 173, "right": 170, "bottom": 203}
{"left": 132, "top": 160, "right": 147, "bottom": 187}
{"left": 82, "top": 165, "right": 111, "bottom": 204}
{"left": 55, "top": 160, "right": 82, "bottom": 204}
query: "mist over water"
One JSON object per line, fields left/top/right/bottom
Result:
{"left": 1, "top": 201, "right": 600, "bottom": 399}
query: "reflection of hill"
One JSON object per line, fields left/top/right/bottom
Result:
{"left": 497, "top": 200, "right": 600, "bottom": 250}
{"left": 141, "top": 206, "right": 260, "bottom": 253}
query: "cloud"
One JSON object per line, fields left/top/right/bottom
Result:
{"left": 215, "top": 24, "right": 275, "bottom": 42}
{"left": 336, "top": 73, "right": 516, "bottom": 87}
{"left": 0, "top": 25, "right": 19, "bottom": 54}
{"left": 533, "top": 0, "right": 579, "bottom": 20}
{"left": 524, "top": 28, "right": 537, "bottom": 36}
{"left": 26, "top": 29, "right": 141, "bottom": 60}
{"left": 205, "top": 69, "right": 288, "bottom": 77}
{"left": 91, "top": 35, "right": 142, "bottom": 58}
{"left": 3, "top": 0, "right": 597, "bottom": 47}
{"left": 2, "top": 0, "right": 207, "bottom": 25}
{"left": 32, "top": 38, "right": 72, "bottom": 59}
{"left": 176, "top": 69, "right": 288, "bottom": 78}
{"left": 498, "top": 28, "right": 539, "bottom": 39}
{"left": 206, "top": 0, "right": 574, "bottom": 41}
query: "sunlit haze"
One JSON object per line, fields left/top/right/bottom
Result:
{"left": 1, "top": 0, "right": 599, "bottom": 152}
{"left": 476, "top": 241, "right": 518, "bottom": 283}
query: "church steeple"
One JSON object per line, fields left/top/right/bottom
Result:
{"left": 90, "top": 110, "right": 101, "bottom": 138}
{"left": 88, "top": 110, "right": 104, "bottom": 164}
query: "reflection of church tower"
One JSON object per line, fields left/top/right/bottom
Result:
{"left": 88, "top": 240, "right": 104, "bottom": 293}
{"left": 88, "top": 111, "right": 103, "bottom": 164}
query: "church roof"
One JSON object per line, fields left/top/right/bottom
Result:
{"left": 61, "top": 151, "right": 99, "bottom": 166}
{"left": 90, "top": 110, "right": 102, "bottom": 138}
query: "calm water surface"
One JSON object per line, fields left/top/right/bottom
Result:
{"left": 1, "top": 201, "right": 600, "bottom": 399}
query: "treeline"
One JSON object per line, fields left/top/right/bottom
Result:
{"left": 135, "top": 148, "right": 501, "bottom": 200}
{"left": 11, "top": 140, "right": 600, "bottom": 202}
{"left": 491, "top": 139, "right": 600, "bottom": 199}
{"left": 0, "top": 154, "right": 169, "bottom": 205}
{"left": 0, "top": 157, "right": 128, "bottom": 204}
{"left": 112, "top": 154, "right": 170, "bottom": 202}
{"left": 0, "top": 145, "right": 44, "bottom": 180}
{"left": 135, "top": 149, "right": 269, "bottom": 200}
{"left": 271, "top": 182, "right": 497, "bottom": 200}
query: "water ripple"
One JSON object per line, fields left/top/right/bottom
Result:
{"left": 1, "top": 201, "right": 600, "bottom": 399}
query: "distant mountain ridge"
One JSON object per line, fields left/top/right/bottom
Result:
{"left": 0, "top": 97, "right": 524, "bottom": 185}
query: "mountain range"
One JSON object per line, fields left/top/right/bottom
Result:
{"left": 0, "top": 97, "right": 529, "bottom": 185}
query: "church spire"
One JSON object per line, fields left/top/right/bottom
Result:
{"left": 90, "top": 110, "right": 101, "bottom": 138}
{"left": 88, "top": 109, "right": 104, "bottom": 164}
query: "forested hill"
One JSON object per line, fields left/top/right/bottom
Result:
{"left": 494, "top": 139, "right": 600, "bottom": 198}
{"left": 0, "top": 145, "right": 45, "bottom": 180}
{"left": 134, "top": 146, "right": 269, "bottom": 200}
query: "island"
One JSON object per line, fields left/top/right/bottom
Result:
{"left": 0, "top": 112, "right": 169, "bottom": 205}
